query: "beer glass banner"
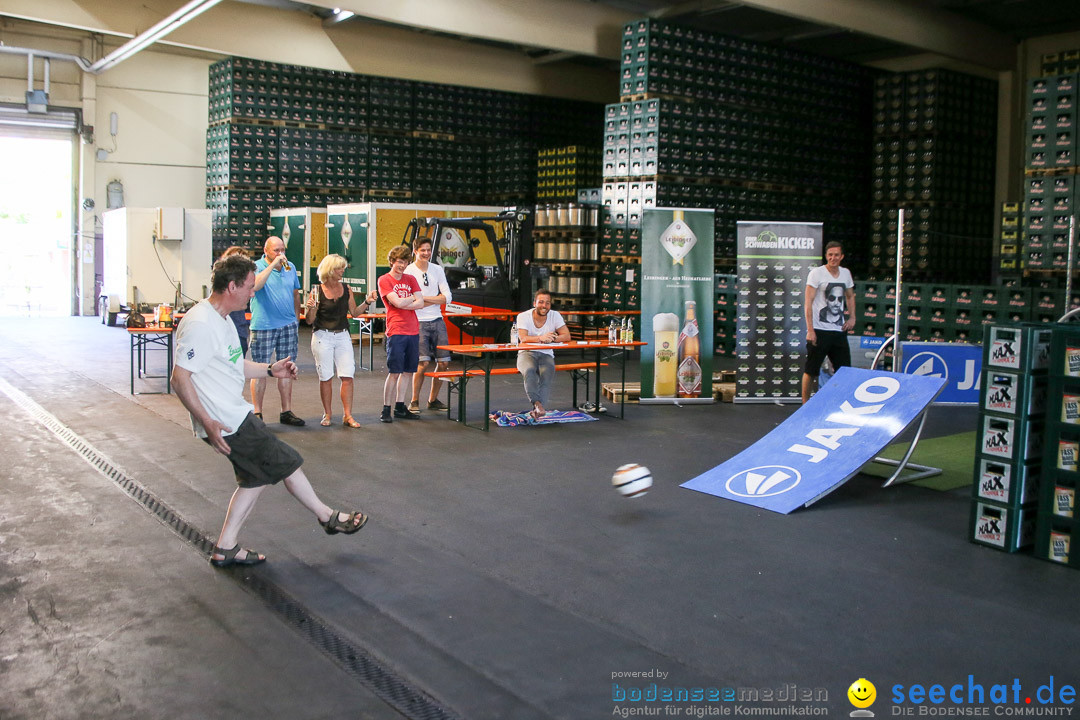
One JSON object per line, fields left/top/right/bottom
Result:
{"left": 734, "top": 221, "right": 823, "bottom": 404}
{"left": 325, "top": 205, "right": 371, "bottom": 298}
{"left": 640, "top": 208, "right": 715, "bottom": 404}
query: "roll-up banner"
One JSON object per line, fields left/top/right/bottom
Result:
{"left": 640, "top": 208, "right": 715, "bottom": 404}
{"left": 734, "top": 221, "right": 823, "bottom": 404}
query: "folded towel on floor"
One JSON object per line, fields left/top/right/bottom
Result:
{"left": 489, "top": 409, "right": 598, "bottom": 427}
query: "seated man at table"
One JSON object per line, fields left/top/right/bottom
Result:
{"left": 516, "top": 288, "right": 571, "bottom": 421}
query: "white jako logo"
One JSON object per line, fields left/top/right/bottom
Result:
{"left": 904, "top": 351, "right": 948, "bottom": 382}
{"left": 725, "top": 465, "right": 801, "bottom": 497}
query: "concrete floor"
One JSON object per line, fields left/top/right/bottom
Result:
{"left": 2, "top": 316, "right": 1079, "bottom": 720}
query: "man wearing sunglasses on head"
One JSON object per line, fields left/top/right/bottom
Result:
{"left": 404, "top": 235, "right": 453, "bottom": 412}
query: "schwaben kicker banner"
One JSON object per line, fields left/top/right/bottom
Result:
{"left": 681, "top": 367, "right": 945, "bottom": 514}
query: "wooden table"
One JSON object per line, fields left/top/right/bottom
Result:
{"left": 353, "top": 309, "right": 517, "bottom": 371}
{"left": 127, "top": 325, "right": 174, "bottom": 395}
{"left": 436, "top": 339, "right": 646, "bottom": 431}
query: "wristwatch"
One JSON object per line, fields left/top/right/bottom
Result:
{"left": 266, "top": 363, "right": 274, "bottom": 377}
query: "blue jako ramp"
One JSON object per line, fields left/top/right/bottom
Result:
{"left": 681, "top": 367, "right": 946, "bottom": 514}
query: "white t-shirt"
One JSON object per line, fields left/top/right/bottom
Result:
{"left": 404, "top": 261, "right": 452, "bottom": 322}
{"left": 516, "top": 308, "right": 566, "bottom": 357}
{"left": 806, "top": 265, "right": 854, "bottom": 332}
{"left": 173, "top": 299, "right": 254, "bottom": 438}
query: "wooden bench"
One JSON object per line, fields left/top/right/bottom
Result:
{"left": 425, "top": 362, "right": 607, "bottom": 423}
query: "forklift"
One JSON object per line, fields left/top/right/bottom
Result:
{"left": 401, "top": 208, "right": 542, "bottom": 344}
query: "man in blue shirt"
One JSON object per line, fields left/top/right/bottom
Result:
{"left": 250, "top": 236, "right": 306, "bottom": 426}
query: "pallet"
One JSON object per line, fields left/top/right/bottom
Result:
{"left": 368, "top": 188, "right": 413, "bottom": 199}
{"left": 1024, "top": 166, "right": 1078, "bottom": 176}
{"left": 712, "top": 370, "right": 736, "bottom": 384}
{"left": 618, "top": 92, "right": 695, "bottom": 105}
{"left": 209, "top": 116, "right": 333, "bottom": 130}
{"left": 600, "top": 255, "right": 641, "bottom": 264}
{"left": 602, "top": 382, "right": 641, "bottom": 403}
{"left": 411, "top": 130, "right": 456, "bottom": 141}
{"left": 548, "top": 263, "right": 600, "bottom": 273}
{"left": 206, "top": 184, "right": 276, "bottom": 193}
{"left": 714, "top": 382, "right": 736, "bottom": 402}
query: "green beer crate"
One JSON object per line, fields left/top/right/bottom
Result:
{"left": 980, "top": 369, "right": 1048, "bottom": 418}
{"left": 982, "top": 323, "right": 1053, "bottom": 372}
{"left": 1034, "top": 514, "right": 1080, "bottom": 566}
{"left": 978, "top": 414, "right": 1045, "bottom": 464}
{"left": 974, "top": 457, "right": 1040, "bottom": 507}
{"left": 969, "top": 499, "right": 1036, "bottom": 552}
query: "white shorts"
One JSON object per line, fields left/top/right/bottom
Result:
{"left": 311, "top": 329, "right": 355, "bottom": 381}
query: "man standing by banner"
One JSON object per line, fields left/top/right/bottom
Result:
{"left": 802, "top": 241, "right": 856, "bottom": 403}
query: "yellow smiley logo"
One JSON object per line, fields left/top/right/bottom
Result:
{"left": 848, "top": 678, "right": 876, "bottom": 709}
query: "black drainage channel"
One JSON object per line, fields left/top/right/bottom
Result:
{"left": 0, "top": 377, "right": 460, "bottom": 720}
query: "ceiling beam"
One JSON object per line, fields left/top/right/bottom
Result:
{"left": 306, "top": 0, "right": 636, "bottom": 59}
{"left": 726, "top": 0, "right": 1016, "bottom": 69}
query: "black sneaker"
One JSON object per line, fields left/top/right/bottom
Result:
{"left": 394, "top": 403, "right": 420, "bottom": 419}
{"left": 279, "top": 410, "right": 306, "bottom": 426}
{"left": 427, "top": 399, "right": 448, "bottom": 411}
{"left": 380, "top": 406, "right": 393, "bottom": 423}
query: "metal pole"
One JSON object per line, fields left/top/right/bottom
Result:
{"left": 1068, "top": 215, "right": 1076, "bottom": 313}
{"left": 894, "top": 208, "right": 904, "bottom": 371}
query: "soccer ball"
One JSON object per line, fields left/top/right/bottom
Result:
{"left": 612, "top": 464, "right": 653, "bottom": 498}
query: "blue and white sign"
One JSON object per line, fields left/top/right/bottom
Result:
{"left": 901, "top": 342, "right": 981, "bottom": 405}
{"left": 681, "top": 367, "right": 945, "bottom": 514}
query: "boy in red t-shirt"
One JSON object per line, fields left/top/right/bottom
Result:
{"left": 377, "top": 245, "right": 425, "bottom": 422}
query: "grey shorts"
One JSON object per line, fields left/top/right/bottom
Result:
{"left": 204, "top": 413, "right": 304, "bottom": 488}
{"left": 418, "top": 318, "right": 450, "bottom": 362}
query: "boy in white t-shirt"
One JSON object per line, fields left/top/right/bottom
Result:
{"left": 516, "top": 288, "right": 571, "bottom": 420}
{"left": 172, "top": 254, "right": 369, "bottom": 568}
{"left": 802, "top": 241, "right": 856, "bottom": 403}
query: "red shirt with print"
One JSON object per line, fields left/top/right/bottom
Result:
{"left": 378, "top": 272, "right": 421, "bottom": 336}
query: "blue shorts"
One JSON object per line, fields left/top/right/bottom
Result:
{"left": 250, "top": 323, "right": 299, "bottom": 365}
{"left": 386, "top": 334, "right": 419, "bottom": 374}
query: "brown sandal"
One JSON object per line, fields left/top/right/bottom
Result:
{"left": 321, "top": 509, "right": 368, "bottom": 535}
{"left": 343, "top": 416, "right": 361, "bottom": 428}
{"left": 210, "top": 545, "right": 266, "bottom": 567}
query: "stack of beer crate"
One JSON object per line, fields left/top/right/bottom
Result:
{"left": 1034, "top": 326, "right": 1080, "bottom": 566}
{"left": 1022, "top": 73, "right": 1076, "bottom": 272}
{"left": 970, "top": 323, "right": 1052, "bottom": 552}
{"left": 998, "top": 202, "right": 1020, "bottom": 277}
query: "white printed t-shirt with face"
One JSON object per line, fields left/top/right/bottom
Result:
{"left": 807, "top": 264, "right": 853, "bottom": 332}
{"left": 404, "top": 261, "right": 452, "bottom": 322}
{"left": 516, "top": 308, "right": 565, "bottom": 358}
{"left": 173, "top": 299, "right": 254, "bottom": 438}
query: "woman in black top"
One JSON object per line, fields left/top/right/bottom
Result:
{"left": 305, "top": 254, "right": 377, "bottom": 427}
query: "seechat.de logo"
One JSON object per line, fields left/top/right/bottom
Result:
{"left": 725, "top": 465, "right": 801, "bottom": 497}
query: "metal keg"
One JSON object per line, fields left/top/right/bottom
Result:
{"left": 556, "top": 237, "right": 571, "bottom": 261}
{"left": 567, "top": 203, "right": 584, "bottom": 226}
{"left": 534, "top": 239, "right": 550, "bottom": 261}
{"left": 568, "top": 273, "right": 585, "bottom": 296}
{"left": 585, "top": 238, "right": 599, "bottom": 262}
{"left": 586, "top": 274, "right": 598, "bottom": 296}
{"left": 538, "top": 204, "right": 553, "bottom": 227}
{"left": 555, "top": 203, "right": 569, "bottom": 226}
{"left": 553, "top": 272, "right": 570, "bottom": 295}
{"left": 586, "top": 205, "right": 600, "bottom": 227}
{"left": 568, "top": 237, "right": 584, "bottom": 261}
